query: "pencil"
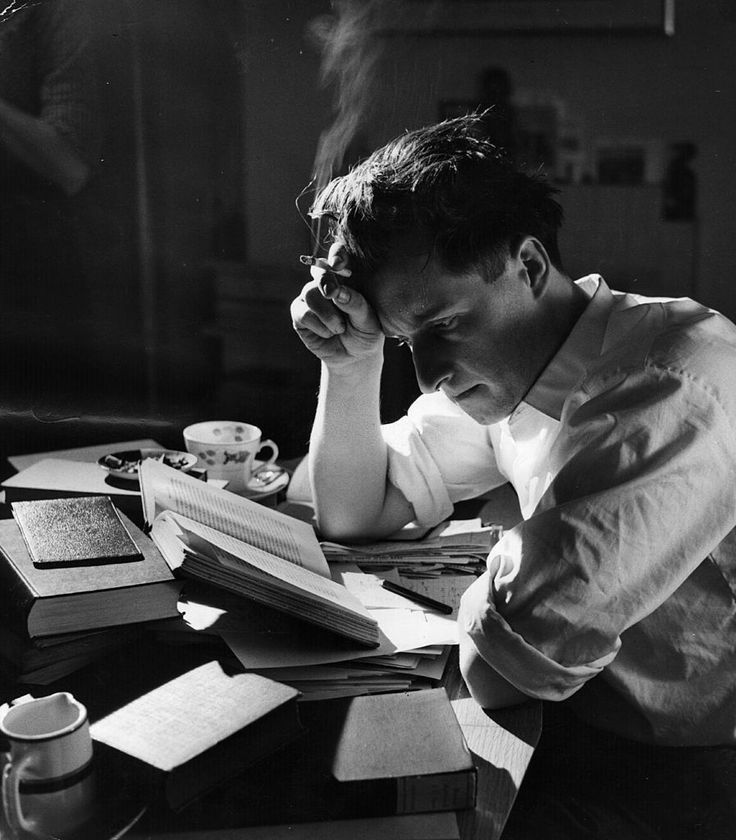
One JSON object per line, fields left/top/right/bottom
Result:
{"left": 299, "top": 254, "right": 352, "bottom": 278}
{"left": 380, "top": 579, "right": 453, "bottom": 614}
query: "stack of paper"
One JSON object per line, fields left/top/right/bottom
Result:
{"left": 321, "top": 519, "right": 503, "bottom": 577}
{"left": 167, "top": 561, "right": 473, "bottom": 701}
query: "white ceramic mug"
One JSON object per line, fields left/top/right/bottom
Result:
{"left": 0, "top": 692, "right": 95, "bottom": 838}
{"left": 183, "top": 421, "right": 279, "bottom": 493}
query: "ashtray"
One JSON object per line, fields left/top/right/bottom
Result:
{"left": 97, "top": 448, "right": 198, "bottom": 482}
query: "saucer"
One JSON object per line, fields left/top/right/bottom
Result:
{"left": 243, "top": 465, "right": 290, "bottom": 498}
{"left": 98, "top": 449, "right": 197, "bottom": 482}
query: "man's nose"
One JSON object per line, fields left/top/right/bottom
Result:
{"left": 411, "top": 338, "right": 450, "bottom": 394}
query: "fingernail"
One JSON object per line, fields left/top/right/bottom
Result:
{"left": 336, "top": 287, "right": 350, "bottom": 304}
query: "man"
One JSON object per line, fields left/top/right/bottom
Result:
{"left": 290, "top": 116, "right": 736, "bottom": 838}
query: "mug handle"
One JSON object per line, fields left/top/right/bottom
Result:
{"left": 2, "top": 752, "right": 36, "bottom": 837}
{"left": 255, "top": 439, "right": 279, "bottom": 470}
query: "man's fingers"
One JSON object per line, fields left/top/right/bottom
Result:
{"left": 291, "top": 291, "right": 345, "bottom": 338}
{"left": 323, "top": 282, "right": 380, "bottom": 334}
{"left": 293, "top": 273, "right": 381, "bottom": 347}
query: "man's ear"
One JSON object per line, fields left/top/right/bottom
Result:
{"left": 516, "top": 237, "right": 550, "bottom": 298}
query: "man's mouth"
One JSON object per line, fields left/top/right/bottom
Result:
{"left": 446, "top": 384, "right": 480, "bottom": 402}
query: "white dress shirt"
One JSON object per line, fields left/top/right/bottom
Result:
{"left": 382, "top": 276, "right": 736, "bottom": 745}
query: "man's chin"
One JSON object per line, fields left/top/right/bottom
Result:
{"left": 450, "top": 386, "right": 511, "bottom": 425}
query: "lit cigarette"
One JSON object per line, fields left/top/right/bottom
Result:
{"left": 299, "top": 254, "right": 352, "bottom": 277}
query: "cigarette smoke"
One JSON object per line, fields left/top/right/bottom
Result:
{"left": 306, "top": 1, "right": 443, "bottom": 250}
{"left": 309, "top": 0, "right": 386, "bottom": 196}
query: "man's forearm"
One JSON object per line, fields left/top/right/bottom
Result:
{"left": 309, "top": 358, "right": 400, "bottom": 540}
{"left": 459, "top": 629, "right": 531, "bottom": 709}
{"left": 0, "top": 97, "right": 89, "bottom": 195}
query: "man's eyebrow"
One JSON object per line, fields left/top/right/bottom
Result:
{"left": 381, "top": 300, "right": 455, "bottom": 337}
{"left": 408, "top": 299, "right": 457, "bottom": 325}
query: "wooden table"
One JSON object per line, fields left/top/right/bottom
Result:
{"left": 451, "top": 696, "right": 542, "bottom": 839}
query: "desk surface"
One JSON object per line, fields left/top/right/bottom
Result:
{"left": 0, "top": 640, "right": 541, "bottom": 840}
{"left": 0, "top": 441, "right": 541, "bottom": 840}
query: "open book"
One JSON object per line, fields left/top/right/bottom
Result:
{"left": 139, "top": 460, "right": 379, "bottom": 648}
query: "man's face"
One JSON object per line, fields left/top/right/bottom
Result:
{"left": 370, "top": 247, "right": 546, "bottom": 425}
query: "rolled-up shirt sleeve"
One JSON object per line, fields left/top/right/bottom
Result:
{"left": 460, "top": 358, "right": 736, "bottom": 701}
{"left": 382, "top": 391, "right": 507, "bottom": 526}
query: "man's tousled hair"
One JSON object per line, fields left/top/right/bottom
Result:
{"left": 311, "top": 114, "right": 564, "bottom": 279}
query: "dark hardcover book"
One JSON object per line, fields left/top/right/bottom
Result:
{"left": 170, "top": 687, "right": 476, "bottom": 828}
{"left": 0, "top": 625, "right": 143, "bottom": 686}
{"left": 12, "top": 496, "right": 142, "bottom": 568}
{"left": 0, "top": 513, "right": 183, "bottom": 639}
{"left": 90, "top": 660, "right": 304, "bottom": 811}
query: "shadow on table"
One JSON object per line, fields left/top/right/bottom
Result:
{"left": 453, "top": 698, "right": 542, "bottom": 840}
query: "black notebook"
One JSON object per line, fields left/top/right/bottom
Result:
{"left": 12, "top": 496, "right": 143, "bottom": 568}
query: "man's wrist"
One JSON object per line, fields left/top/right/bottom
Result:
{"left": 322, "top": 352, "right": 384, "bottom": 381}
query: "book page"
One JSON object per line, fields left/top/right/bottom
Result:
{"left": 159, "top": 513, "right": 373, "bottom": 621}
{"left": 140, "top": 460, "right": 329, "bottom": 577}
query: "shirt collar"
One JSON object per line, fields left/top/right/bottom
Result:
{"left": 521, "top": 275, "right": 615, "bottom": 420}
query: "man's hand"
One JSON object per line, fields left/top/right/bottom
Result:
{"left": 290, "top": 244, "right": 384, "bottom": 370}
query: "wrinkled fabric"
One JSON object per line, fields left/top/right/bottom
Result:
{"left": 382, "top": 276, "right": 736, "bottom": 745}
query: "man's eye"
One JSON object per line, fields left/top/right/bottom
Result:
{"left": 435, "top": 316, "right": 458, "bottom": 331}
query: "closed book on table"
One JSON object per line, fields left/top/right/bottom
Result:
{"left": 0, "top": 511, "right": 182, "bottom": 639}
{"left": 90, "top": 660, "right": 304, "bottom": 811}
{"left": 174, "top": 687, "right": 476, "bottom": 827}
{"left": 12, "top": 496, "right": 142, "bottom": 568}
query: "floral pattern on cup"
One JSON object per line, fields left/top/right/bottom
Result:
{"left": 182, "top": 421, "right": 279, "bottom": 494}
{"left": 194, "top": 448, "right": 249, "bottom": 466}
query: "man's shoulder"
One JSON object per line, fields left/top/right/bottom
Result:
{"left": 592, "top": 295, "right": 736, "bottom": 415}
{"left": 606, "top": 294, "right": 736, "bottom": 368}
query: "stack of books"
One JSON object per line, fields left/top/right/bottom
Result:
{"left": 0, "top": 494, "right": 183, "bottom": 687}
{"left": 117, "top": 684, "right": 475, "bottom": 829}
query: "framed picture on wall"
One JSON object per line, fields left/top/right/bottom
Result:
{"left": 593, "top": 138, "right": 664, "bottom": 186}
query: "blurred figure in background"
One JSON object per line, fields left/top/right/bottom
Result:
{"left": 0, "top": 0, "right": 101, "bottom": 393}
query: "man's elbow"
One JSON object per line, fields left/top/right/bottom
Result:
{"left": 459, "top": 635, "right": 531, "bottom": 709}
{"left": 314, "top": 509, "right": 381, "bottom": 544}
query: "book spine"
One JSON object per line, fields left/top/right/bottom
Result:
{"left": 395, "top": 770, "right": 476, "bottom": 814}
{"left": 0, "top": 543, "right": 36, "bottom": 637}
{"left": 335, "top": 770, "right": 477, "bottom": 817}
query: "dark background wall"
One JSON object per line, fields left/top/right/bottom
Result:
{"left": 2, "top": 0, "right": 734, "bottom": 463}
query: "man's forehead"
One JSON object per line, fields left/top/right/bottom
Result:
{"left": 371, "top": 252, "right": 453, "bottom": 332}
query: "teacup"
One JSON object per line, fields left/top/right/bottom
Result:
{"left": 1, "top": 692, "right": 95, "bottom": 838}
{"left": 183, "top": 421, "right": 279, "bottom": 493}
